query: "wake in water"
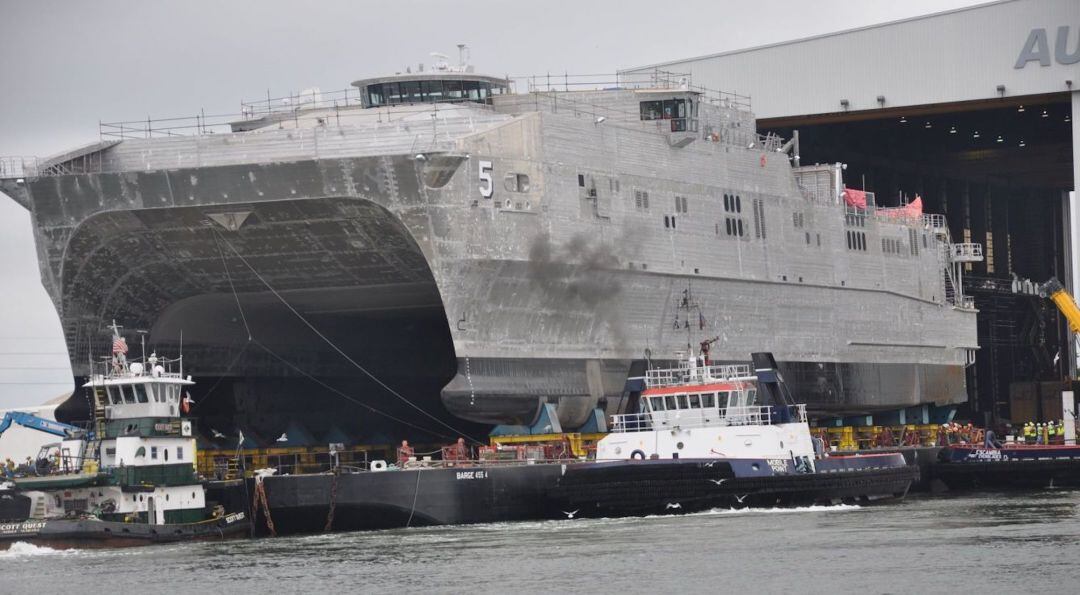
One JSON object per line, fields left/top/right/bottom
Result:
{"left": 0, "top": 542, "right": 77, "bottom": 559}
{"left": 699, "top": 503, "right": 864, "bottom": 516}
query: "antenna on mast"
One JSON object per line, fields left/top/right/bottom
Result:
{"left": 457, "top": 43, "right": 469, "bottom": 70}
{"left": 137, "top": 329, "right": 148, "bottom": 364}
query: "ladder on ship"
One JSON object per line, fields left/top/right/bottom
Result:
{"left": 91, "top": 385, "right": 107, "bottom": 438}
{"left": 926, "top": 214, "right": 982, "bottom": 309}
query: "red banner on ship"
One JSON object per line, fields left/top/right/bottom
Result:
{"left": 842, "top": 187, "right": 867, "bottom": 209}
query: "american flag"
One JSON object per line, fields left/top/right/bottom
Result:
{"left": 112, "top": 336, "right": 128, "bottom": 355}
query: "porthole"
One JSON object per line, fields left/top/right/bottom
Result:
{"left": 676, "top": 442, "right": 685, "bottom": 450}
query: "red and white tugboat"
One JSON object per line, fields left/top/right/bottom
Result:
{"left": 549, "top": 352, "right": 918, "bottom": 517}
{"left": 0, "top": 323, "right": 248, "bottom": 549}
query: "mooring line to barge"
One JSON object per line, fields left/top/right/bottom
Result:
{"left": 405, "top": 469, "right": 422, "bottom": 528}
{"left": 211, "top": 229, "right": 482, "bottom": 444}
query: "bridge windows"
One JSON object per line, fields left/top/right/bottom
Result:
{"left": 639, "top": 98, "right": 691, "bottom": 131}
{"left": 675, "top": 195, "right": 689, "bottom": 214}
{"left": 361, "top": 77, "right": 508, "bottom": 107}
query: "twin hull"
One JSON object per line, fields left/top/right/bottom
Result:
{"left": 10, "top": 106, "right": 976, "bottom": 433}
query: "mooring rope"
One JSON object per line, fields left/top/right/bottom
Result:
{"left": 212, "top": 229, "right": 482, "bottom": 445}
{"left": 405, "top": 469, "right": 422, "bottom": 528}
{"left": 209, "top": 229, "right": 475, "bottom": 443}
{"left": 324, "top": 470, "right": 339, "bottom": 532}
{"left": 252, "top": 479, "right": 277, "bottom": 537}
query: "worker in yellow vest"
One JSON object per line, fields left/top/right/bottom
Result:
{"left": 1036, "top": 423, "right": 1045, "bottom": 445}
{"left": 1024, "top": 422, "right": 1036, "bottom": 444}
{"left": 1056, "top": 421, "right": 1065, "bottom": 443}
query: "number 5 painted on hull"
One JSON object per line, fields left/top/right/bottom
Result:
{"left": 478, "top": 160, "right": 493, "bottom": 198}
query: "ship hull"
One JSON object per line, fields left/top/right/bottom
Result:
{"left": 247, "top": 456, "right": 916, "bottom": 535}
{"left": 0, "top": 513, "right": 249, "bottom": 550}
{"left": 934, "top": 445, "right": 1080, "bottom": 489}
{"left": 6, "top": 91, "right": 978, "bottom": 437}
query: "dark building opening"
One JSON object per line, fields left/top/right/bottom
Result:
{"left": 762, "top": 93, "right": 1075, "bottom": 424}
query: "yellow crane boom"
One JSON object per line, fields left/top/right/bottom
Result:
{"left": 1043, "top": 277, "right": 1080, "bottom": 334}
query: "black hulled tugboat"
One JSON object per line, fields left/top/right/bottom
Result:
{"left": 547, "top": 352, "right": 918, "bottom": 517}
{"left": 0, "top": 323, "right": 247, "bottom": 550}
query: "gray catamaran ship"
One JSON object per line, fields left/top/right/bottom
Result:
{"left": 0, "top": 50, "right": 981, "bottom": 442}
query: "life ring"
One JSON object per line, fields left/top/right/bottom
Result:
{"left": 630, "top": 450, "right": 647, "bottom": 460}
{"left": 759, "top": 154, "right": 767, "bottom": 167}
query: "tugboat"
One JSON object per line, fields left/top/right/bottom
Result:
{"left": 0, "top": 323, "right": 248, "bottom": 550}
{"left": 548, "top": 352, "right": 918, "bottom": 517}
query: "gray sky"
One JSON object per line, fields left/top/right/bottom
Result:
{"left": 0, "top": 0, "right": 988, "bottom": 408}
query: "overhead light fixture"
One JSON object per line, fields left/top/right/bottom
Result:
{"left": 899, "top": 116, "right": 907, "bottom": 123}
{"left": 924, "top": 121, "right": 932, "bottom": 129}
{"left": 996, "top": 135, "right": 1004, "bottom": 143}
{"left": 1017, "top": 105, "right": 1025, "bottom": 113}
{"left": 1041, "top": 109, "right": 1048, "bottom": 118}
{"left": 1019, "top": 139, "right": 1026, "bottom": 147}
{"left": 1067, "top": 114, "right": 1072, "bottom": 123}
{"left": 973, "top": 130, "right": 981, "bottom": 139}
{"left": 949, "top": 126, "right": 957, "bottom": 134}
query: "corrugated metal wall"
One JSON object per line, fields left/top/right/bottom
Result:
{"left": 622, "top": 0, "right": 1079, "bottom": 119}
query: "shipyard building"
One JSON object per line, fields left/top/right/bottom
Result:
{"left": 623, "top": 0, "right": 1080, "bottom": 425}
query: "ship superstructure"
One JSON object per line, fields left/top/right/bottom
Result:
{"left": 0, "top": 52, "right": 981, "bottom": 443}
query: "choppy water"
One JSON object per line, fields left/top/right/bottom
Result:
{"left": 3, "top": 491, "right": 1080, "bottom": 594}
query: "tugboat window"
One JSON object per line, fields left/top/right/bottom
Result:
{"left": 701, "top": 393, "right": 716, "bottom": 408}
{"left": 121, "top": 385, "right": 135, "bottom": 404}
{"left": 664, "top": 395, "right": 677, "bottom": 410}
{"left": 688, "top": 394, "right": 701, "bottom": 408}
{"left": 164, "top": 449, "right": 169, "bottom": 462}
{"left": 151, "top": 447, "right": 158, "bottom": 460}
{"left": 177, "top": 446, "right": 184, "bottom": 460}
{"left": 134, "top": 385, "right": 149, "bottom": 404}
{"left": 651, "top": 397, "right": 665, "bottom": 411}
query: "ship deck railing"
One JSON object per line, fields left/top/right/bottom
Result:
{"left": 87, "top": 354, "right": 186, "bottom": 383}
{"left": 0, "top": 156, "right": 39, "bottom": 179}
{"left": 644, "top": 364, "right": 753, "bottom": 388}
{"left": 516, "top": 70, "right": 751, "bottom": 110}
{"left": 610, "top": 404, "right": 807, "bottom": 433}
